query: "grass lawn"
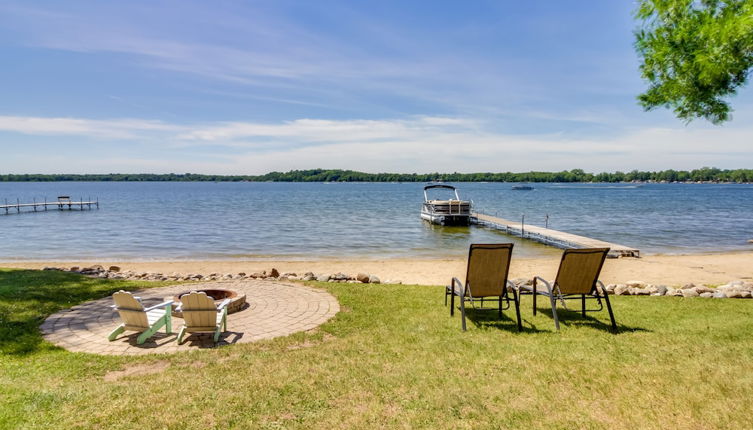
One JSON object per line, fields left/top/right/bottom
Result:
{"left": 2, "top": 268, "right": 753, "bottom": 429}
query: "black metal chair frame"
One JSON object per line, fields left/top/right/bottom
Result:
{"left": 525, "top": 277, "right": 617, "bottom": 331}
{"left": 517, "top": 247, "right": 617, "bottom": 331}
{"left": 444, "top": 244, "right": 522, "bottom": 332}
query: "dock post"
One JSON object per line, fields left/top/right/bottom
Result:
{"left": 96, "top": 197, "right": 99, "bottom": 209}
{"left": 16, "top": 198, "right": 20, "bottom": 214}
{"left": 4, "top": 198, "right": 7, "bottom": 215}
{"left": 521, "top": 214, "right": 525, "bottom": 238}
{"left": 545, "top": 214, "right": 549, "bottom": 229}
{"left": 33, "top": 197, "right": 37, "bottom": 212}
{"left": 44, "top": 197, "right": 47, "bottom": 211}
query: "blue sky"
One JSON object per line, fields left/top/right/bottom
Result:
{"left": 0, "top": 1, "right": 751, "bottom": 174}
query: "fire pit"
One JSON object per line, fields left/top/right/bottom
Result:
{"left": 170, "top": 288, "right": 247, "bottom": 317}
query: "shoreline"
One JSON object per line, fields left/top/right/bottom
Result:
{"left": 4, "top": 251, "right": 752, "bottom": 286}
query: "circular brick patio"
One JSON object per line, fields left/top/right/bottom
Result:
{"left": 40, "top": 280, "right": 340, "bottom": 355}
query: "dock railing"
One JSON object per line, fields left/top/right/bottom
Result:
{"left": 2, "top": 196, "right": 99, "bottom": 215}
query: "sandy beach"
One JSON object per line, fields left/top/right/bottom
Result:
{"left": 5, "top": 251, "right": 752, "bottom": 286}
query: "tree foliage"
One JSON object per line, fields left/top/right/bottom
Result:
{"left": 1, "top": 168, "right": 752, "bottom": 183}
{"left": 635, "top": 0, "right": 753, "bottom": 123}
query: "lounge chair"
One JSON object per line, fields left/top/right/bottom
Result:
{"left": 446, "top": 243, "right": 522, "bottom": 331}
{"left": 518, "top": 248, "right": 616, "bottom": 331}
{"left": 176, "top": 291, "right": 230, "bottom": 344}
{"left": 107, "top": 290, "right": 173, "bottom": 344}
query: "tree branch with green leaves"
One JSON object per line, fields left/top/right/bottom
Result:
{"left": 635, "top": 0, "right": 753, "bottom": 124}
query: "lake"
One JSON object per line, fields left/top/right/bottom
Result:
{"left": 1, "top": 182, "right": 751, "bottom": 261}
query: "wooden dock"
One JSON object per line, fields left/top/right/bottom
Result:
{"left": 472, "top": 212, "right": 640, "bottom": 258}
{"left": 1, "top": 196, "right": 99, "bottom": 215}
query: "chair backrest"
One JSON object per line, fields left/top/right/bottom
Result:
{"left": 465, "top": 243, "right": 513, "bottom": 298}
{"left": 112, "top": 290, "right": 148, "bottom": 329}
{"left": 180, "top": 291, "right": 218, "bottom": 329}
{"left": 554, "top": 248, "right": 609, "bottom": 294}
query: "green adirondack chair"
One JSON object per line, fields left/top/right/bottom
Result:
{"left": 176, "top": 291, "right": 230, "bottom": 344}
{"left": 107, "top": 291, "right": 173, "bottom": 344}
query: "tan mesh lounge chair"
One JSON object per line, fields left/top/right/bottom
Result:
{"left": 107, "top": 290, "right": 173, "bottom": 344}
{"left": 176, "top": 291, "right": 230, "bottom": 344}
{"left": 518, "top": 248, "right": 616, "bottom": 331}
{"left": 445, "top": 243, "right": 522, "bottom": 331}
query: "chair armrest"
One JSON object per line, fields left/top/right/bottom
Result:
{"left": 451, "top": 277, "right": 464, "bottom": 296}
{"left": 144, "top": 300, "right": 174, "bottom": 312}
{"left": 533, "top": 276, "right": 553, "bottom": 294}
{"left": 596, "top": 280, "right": 607, "bottom": 294}
{"left": 506, "top": 280, "right": 516, "bottom": 291}
{"left": 217, "top": 299, "right": 232, "bottom": 311}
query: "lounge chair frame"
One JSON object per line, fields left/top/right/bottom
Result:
{"left": 519, "top": 248, "right": 616, "bottom": 331}
{"left": 445, "top": 243, "right": 522, "bottom": 331}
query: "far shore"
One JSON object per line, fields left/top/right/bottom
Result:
{"left": 4, "top": 251, "right": 753, "bottom": 286}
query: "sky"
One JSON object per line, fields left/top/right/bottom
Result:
{"left": 0, "top": 0, "right": 751, "bottom": 175}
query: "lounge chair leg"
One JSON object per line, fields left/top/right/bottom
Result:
{"left": 177, "top": 326, "right": 187, "bottom": 344}
{"left": 602, "top": 290, "right": 617, "bottom": 332}
{"left": 548, "top": 294, "right": 560, "bottom": 331}
{"left": 460, "top": 297, "right": 467, "bottom": 331}
{"left": 512, "top": 290, "right": 522, "bottom": 331}
{"left": 450, "top": 291, "right": 455, "bottom": 316}
{"left": 444, "top": 288, "right": 448, "bottom": 306}
{"left": 498, "top": 295, "right": 503, "bottom": 318}
{"left": 582, "top": 294, "right": 586, "bottom": 317}
{"left": 532, "top": 279, "right": 537, "bottom": 315}
{"left": 108, "top": 324, "right": 125, "bottom": 341}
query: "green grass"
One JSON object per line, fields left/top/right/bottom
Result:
{"left": 2, "top": 268, "right": 753, "bottom": 429}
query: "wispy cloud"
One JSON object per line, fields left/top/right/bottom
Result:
{"left": 0, "top": 116, "right": 181, "bottom": 139}
{"left": 1, "top": 114, "right": 752, "bottom": 174}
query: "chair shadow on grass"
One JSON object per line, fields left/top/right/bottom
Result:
{"left": 458, "top": 306, "right": 547, "bottom": 334}
{"left": 530, "top": 306, "right": 651, "bottom": 334}
{"left": 0, "top": 269, "right": 148, "bottom": 355}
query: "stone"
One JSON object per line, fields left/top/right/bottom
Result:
{"left": 237, "top": 272, "right": 246, "bottom": 277}
{"left": 681, "top": 283, "right": 696, "bottom": 290}
{"left": 681, "top": 289, "right": 699, "bottom": 298}
{"left": 304, "top": 272, "right": 315, "bottom": 278}
{"left": 108, "top": 266, "right": 121, "bottom": 272}
{"left": 317, "top": 274, "right": 331, "bottom": 282}
{"left": 302, "top": 275, "right": 315, "bottom": 281}
{"left": 741, "top": 291, "right": 752, "bottom": 298}
{"left": 368, "top": 275, "right": 381, "bottom": 284}
{"left": 626, "top": 280, "right": 647, "bottom": 288}
{"left": 69, "top": 266, "right": 80, "bottom": 272}
{"left": 269, "top": 268, "right": 280, "bottom": 278}
{"left": 712, "top": 291, "right": 727, "bottom": 298}
{"left": 614, "top": 285, "right": 630, "bottom": 296}
{"left": 699, "top": 292, "right": 714, "bottom": 298}
{"left": 655, "top": 285, "right": 668, "bottom": 296}
{"left": 250, "top": 272, "right": 264, "bottom": 278}
{"left": 645, "top": 285, "right": 659, "bottom": 295}
{"left": 631, "top": 287, "right": 650, "bottom": 296}
{"left": 726, "top": 290, "right": 744, "bottom": 299}
{"left": 332, "top": 272, "right": 349, "bottom": 281}
{"left": 694, "top": 285, "right": 714, "bottom": 294}
{"left": 356, "top": 273, "right": 370, "bottom": 283}
{"left": 605, "top": 284, "right": 616, "bottom": 293}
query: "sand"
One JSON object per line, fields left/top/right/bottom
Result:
{"left": 4, "top": 251, "right": 753, "bottom": 286}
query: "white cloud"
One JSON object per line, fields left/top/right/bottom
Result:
{"left": 1, "top": 114, "right": 752, "bottom": 174}
{"left": 0, "top": 116, "right": 181, "bottom": 139}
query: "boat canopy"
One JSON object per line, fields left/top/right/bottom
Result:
{"left": 424, "top": 184, "right": 461, "bottom": 201}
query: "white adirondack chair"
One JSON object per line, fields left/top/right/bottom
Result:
{"left": 108, "top": 290, "right": 173, "bottom": 344}
{"left": 176, "top": 291, "right": 230, "bottom": 344}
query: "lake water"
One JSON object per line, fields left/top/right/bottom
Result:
{"left": 1, "top": 182, "right": 751, "bottom": 261}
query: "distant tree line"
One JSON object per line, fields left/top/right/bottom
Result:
{"left": 1, "top": 168, "right": 752, "bottom": 183}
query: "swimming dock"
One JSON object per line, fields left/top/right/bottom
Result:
{"left": 472, "top": 212, "right": 640, "bottom": 258}
{"left": 1, "top": 196, "right": 99, "bottom": 215}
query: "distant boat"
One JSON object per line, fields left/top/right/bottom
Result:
{"left": 512, "top": 184, "right": 534, "bottom": 190}
{"left": 420, "top": 184, "right": 472, "bottom": 226}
